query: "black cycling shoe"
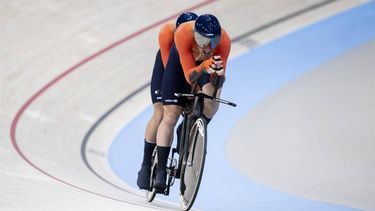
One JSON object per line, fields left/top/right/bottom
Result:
{"left": 153, "top": 169, "right": 167, "bottom": 190}
{"left": 137, "top": 165, "right": 151, "bottom": 190}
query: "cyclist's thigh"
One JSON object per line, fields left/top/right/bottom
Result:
{"left": 150, "top": 49, "right": 164, "bottom": 104}
{"left": 161, "top": 43, "right": 190, "bottom": 107}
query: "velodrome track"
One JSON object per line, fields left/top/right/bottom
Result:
{"left": 1, "top": 1, "right": 374, "bottom": 210}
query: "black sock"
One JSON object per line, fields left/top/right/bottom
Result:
{"left": 157, "top": 145, "right": 171, "bottom": 172}
{"left": 141, "top": 140, "right": 156, "bottom": 167}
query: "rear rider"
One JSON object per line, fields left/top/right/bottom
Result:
{"left": 137, "top": 12, "right": 198, "bottom": 190}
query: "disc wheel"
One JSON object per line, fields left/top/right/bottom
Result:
{"left": 179, "top": 118, "right": 207, "bottom": 210}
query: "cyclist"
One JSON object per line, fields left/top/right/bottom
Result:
{"left": 137, "top": 12, "right": 198, "bottom": 190}
{"left": 150, "top": 14, "right": 231, "bottom": 191}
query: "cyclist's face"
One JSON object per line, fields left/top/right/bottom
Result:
{"left": 194, "top": 31, "right": 221, "bottom": 49}
{"left": 194, "top": 31, "right": 210, "bottom": 48}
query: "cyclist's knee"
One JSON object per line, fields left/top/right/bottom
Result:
{"left": 152, "top": 103, "right": 164, "bottom": 123}
{"left": 161, "top": 105, "right": 181, "bottom": 127}
{"left": 161, "top": 115, "right": 178, "bottom": 129}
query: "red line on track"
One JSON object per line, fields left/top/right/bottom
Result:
{"left": 9, "top": 0, "right": 216, "bottom": 205}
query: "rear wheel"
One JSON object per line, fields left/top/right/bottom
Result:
{"left": 146, "top": 148, "right": 157, "bottom": 202}
{"left": 179, "top": 117, "right": 207, "bottom": 210}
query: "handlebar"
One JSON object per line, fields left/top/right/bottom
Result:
{"left": 174, "top": 92, "right": 237, "bottom": 107}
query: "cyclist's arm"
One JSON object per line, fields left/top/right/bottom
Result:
{"left": 175, "top": 28, "right": 200, "bottom": 84}
{"left": 158, "top": 23, "right": 175, "bottom": 68}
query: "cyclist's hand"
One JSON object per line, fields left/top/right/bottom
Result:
{"left": 202, "top": 56, "right": 222, "bottom": 74}
{"left": 209, "top": 56, "right": 224, "bottom": 75}
{"left": 212, "top": 55, "right": 223, "bottom": 70}
{"left": 212, "top": 55, "right": 224, "bottom": 76}
{"left": 215, "top": 67, "right": 225, "bottom": 76}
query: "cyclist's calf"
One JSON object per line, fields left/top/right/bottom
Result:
{"left": 156, "top": 105, "right": 182, "bottom": 147}
{"left": 145, "top": 102, "right": 164, "bottom": 142}
{"left": 204, "top": 99, "right": 219, "bottom": 118}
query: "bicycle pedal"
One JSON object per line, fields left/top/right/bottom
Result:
{"left": 166, "top": 168, "right": 175, "bottom": 176}
{"left": 168, "top": 157, "right": 177, "bottom": 168}
{"left": 167, "top": 170, "right": 177, "bottom": 186}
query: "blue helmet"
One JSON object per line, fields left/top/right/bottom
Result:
{"left": 176, "top": 12, "right": 198, "bottom": 28}
{"left": 194, "top": 14, "right": 221, "bottom": 48}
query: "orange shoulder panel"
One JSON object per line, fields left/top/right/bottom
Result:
{"left": 158, "top": 23, "right": 175, "bottom": 68}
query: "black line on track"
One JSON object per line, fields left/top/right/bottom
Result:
{"left": 231, "top": 0, "right": 339, "bottom": 42}
{"left": 80, "top": 82, "right": 150, "bottom": 194}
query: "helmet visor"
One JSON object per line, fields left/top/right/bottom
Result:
{"left": 194, "top": 31, "right": 221, "bottom": 48}
{"left": 210, "top": 35, "right": 221, "bottom": 48}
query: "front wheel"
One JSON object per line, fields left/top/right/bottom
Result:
{"left": 179, "top": 117, "right": 207, "bottom": 210}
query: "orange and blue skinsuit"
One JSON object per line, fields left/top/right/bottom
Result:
{"left": 150, "top": 22, "right": 175, "bottom": 104}
{"left": 160, "top": 21, "right": 231, "bottom": 106}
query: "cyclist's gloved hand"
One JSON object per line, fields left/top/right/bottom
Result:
{"left": 202, "top": 56, "right": 222, "bottom": 74}
{"left": 215, "top": 67, "right": 225, "bottom": 76}
{"left": 212, "top": 55, "right": 225, "bottom": 76}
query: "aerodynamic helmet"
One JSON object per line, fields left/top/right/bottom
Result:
{"left": 176, "top": 12, "right": 198, "bottom": 28}
{"left": 194, "top": 14, "right": 221, "bottom": 48}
